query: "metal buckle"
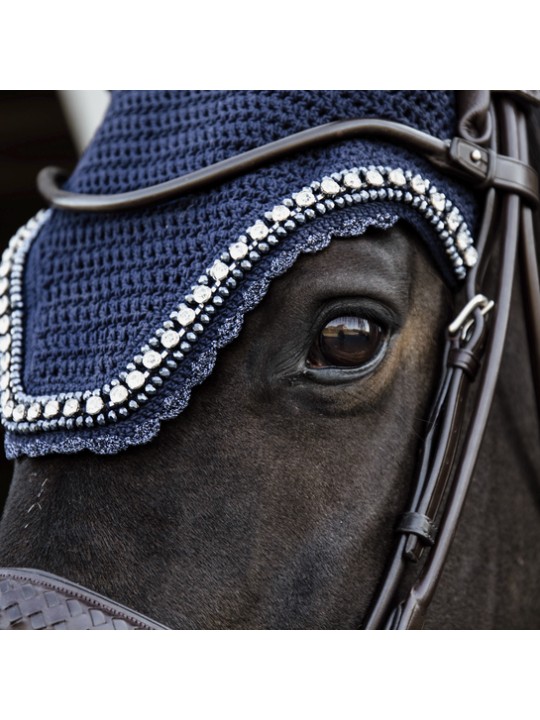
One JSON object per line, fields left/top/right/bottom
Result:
{"left": 448, "top": 294, "right": 495, "bottom": 341}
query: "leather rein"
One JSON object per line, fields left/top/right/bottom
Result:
{"left": 2, "top": 91, "right": 540, "bottom": 630}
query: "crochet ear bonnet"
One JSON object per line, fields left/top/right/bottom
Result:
{"left": 0, "top": 91, "right": 480, "bottom": 458}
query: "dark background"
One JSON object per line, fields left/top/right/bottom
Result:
{"left": 0, "top": 91, "right": 78, "bottom": 514}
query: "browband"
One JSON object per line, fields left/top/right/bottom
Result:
{"left": 38, "top": 118, "right": 539, "bottom": 212}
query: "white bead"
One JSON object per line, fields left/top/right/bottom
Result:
{"left": 177, "top": 305, "right": 196, "bottom": 327}
{"left": 388, "top": 169, "right": 406, "bottom": 187}
{"left": 13, "top": 404, "right": 26, "bottom": 422}
{"left": 0, "top": 262, "right": 10, "bottom": 278}
{"left": 0, "top": 296, "right": 9, "bottom": 316}
{"left": 86, "top": 395, "right": 104, "bottom": 415}
{"left": 63, "top": 398, "right": 80, "bottom": 417}
{"left": 343, "top": 172, "right": 362, "bottom": 189}
{"left": 320, "top": 178, "right": 341, "bottom": 195}
{"left": 161, "top": 330, "right": 180, "bottom": 349}
{"left": 248, "top": 221, "right": 269, "bottom": 241}
{"left": 271, "top": 205, "right": 290, "bottom": 222}
{"left": 365, "top": 169, "right": 384, "bottom": 187}
{"left": 0, "top": 373, "right": 9, "bottom": 391}
{"left": 126, "top": 370, "right": 146, "bottom": 390}
{"left": 294, "top": 190, "right": 316, "bottom": 207}
{"left": 27, "top": 403, "right": 42, "bottom": 421}
{"left": 44, "top": 400, "right": 60, "bottom": 418}
{"left": 0, "top": 334, "right": 11, "bottom": 353}
{"left": 411, "top": 175, "right": 427, "bottom": 194}
{"left": 229, "top": 242, "right": 249, "bottom": 261}
{"left": 142, "top": 350, "right": 162, "bottom": 369}
{"left": 110, "top": 385, "right": 129, "bottom": 405}
{"left": 0, "top": 278, "right": 7, "bottom": 296}
{"left": 192, "top": 285, "right": 212, "bottom": 304}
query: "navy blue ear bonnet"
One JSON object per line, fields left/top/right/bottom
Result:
{"left": 1, "top": 91, "right": 480, "bottom": 458}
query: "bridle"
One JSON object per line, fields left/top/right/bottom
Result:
{"left": 1, "top": 91, "right": 540, "bottom": 630}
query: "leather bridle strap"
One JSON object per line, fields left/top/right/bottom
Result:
{"left": 38, "top": 118, "right": 539, "bottom": 212}
{"left": 0, "top": 567, "right": 169, "bottom": 630}
{"left": 364, "top": 94, "right": 539, "bottom": 629}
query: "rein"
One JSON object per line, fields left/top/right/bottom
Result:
{"left": 2, "top": 91, "right": 540, "bottom": 629}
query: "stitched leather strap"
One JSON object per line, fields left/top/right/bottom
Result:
{"left": 0, "top": 568, "right": 170, "bottom": 630}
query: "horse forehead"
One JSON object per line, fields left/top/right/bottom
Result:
{"left": 260, "top": 226, "right": 417, "bottom": 313}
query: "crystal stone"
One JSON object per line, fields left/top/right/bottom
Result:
{"left": 464, "top": 246, "right": 478, "bottom": 267}
{"left": 294, "top": 190, "right": 316, "bottom": 207}
{"left": 0, "top": 352, "right": 9, "bottom": 373}
{"left": 271, "top": 205, "right": 291, "bottom": 222}
{"left": 430, "top": 192, "right": 446, "bottom": 213}
{"left": 388, "top": 169, "right": 406, "bottom": 187}
{"left": 63, "top": 398, "right": 80, "bottom": 417}
{"left": 2, "top": 399, "right": 14, "bottom": 419}
{"left": 456, "top": 227, "right": 471, "bottom": 251}
{"left": 229, "top": 242, "right": 249, "bottom": 261}
{"left": 27, "top": 403, "right": 42, "bottom": 421}
{"left": 365, "top": 169, "right": 384, "bottom": 187}
{"left": 161, "top": 330, "right": 180, "bottom": 349}
{"left": 126, "top": 370, "right": 146, "bottom": 390}
{"left": 142, "top": 350, "right": 162, "bottom": 370}
{"left": 411, "top": 175, "right": 427, "bottom": 194}
{"left": 13, "top": 404, "right": 26, "bottom": 422}
{"left": 248, "top": 222, "right": 269, "bottom": 241}
{"left": 44, "top": 400, "right": 60, "bottom": 418}
{"left": 86, "top": 396, "right": 104, "bottom": 415}
{"left": 209, "top": 260, "right": 229, "bottom": 281}
{"left": 192, "top": 285, "right": 213, "bottom": 304}
{"left": 110, "top": 385, "right": 129, "bottom": 405}
{"left": 446, "top": 208, "right": 461, "bottom": 232}
{"left": 343, "top": 172, "right": 362, "bottom": 189}
{"left": 177, "top": 305, "right": 196, "bottom": 327}
{"left": 0, "top": 315, "right": 10, "bottom": 335}
{"left": 320, "top": 178, "right": 341, "bottom": 196}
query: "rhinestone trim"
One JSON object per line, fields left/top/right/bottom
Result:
{"left": 0, "top": 166, "right": 477, "bottom": 435}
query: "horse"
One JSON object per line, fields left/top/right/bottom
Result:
{"left": 1, "top": 91, "right": 539, "bottom": 629}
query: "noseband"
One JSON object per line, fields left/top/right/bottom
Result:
{"left": 2, "top": 91, "right": 540, "bottom": 630}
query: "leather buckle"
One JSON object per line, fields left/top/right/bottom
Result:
{"left": 449, "top": 137, "right": 539, "bottom": 206}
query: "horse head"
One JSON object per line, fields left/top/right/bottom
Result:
{"left": 1, "top": 91, "right": 539, "bottom": 629}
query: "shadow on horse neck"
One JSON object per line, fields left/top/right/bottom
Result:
{"left": 1, "top": 217, "right": 540, "bottom": 629}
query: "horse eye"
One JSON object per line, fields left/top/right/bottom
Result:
{"left": 307, "top": 315, "right": 386, "bottom": 368}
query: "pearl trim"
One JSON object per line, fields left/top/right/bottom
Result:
{"left": 0, "top": 166, "right": 477, "bottom": 434}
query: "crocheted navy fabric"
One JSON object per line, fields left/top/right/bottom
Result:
{"left": 1, "top": 91, "right": 480, "bottom": 458}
